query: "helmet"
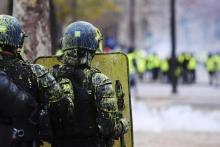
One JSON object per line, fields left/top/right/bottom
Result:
{"left": 61, "top": 21, "right": 103, "bottom": 66}
{"left": 0, "top": 15, "right": 25, "bottom": 49}
{"left": 62, "top": 21, "right": 102, "bottom": 52}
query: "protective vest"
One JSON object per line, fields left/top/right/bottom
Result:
{"left": 213, "top": 55, "right": 220, "bottom": 71}
{"left": 218, "top": 56, "right": 220, "bottom": 71}
{"left": 146, "top": 54, "right": 154, "bottom": 70}
{"left": 206, "top": 57, "right": 215, "bottom": 72}
{"left": 153, "top": 56, "right": 160, "bottom": 68}
{"left": 178, "top": 54, "right": 184, "bottom": 63}
{"left": 0, "top": 56, "right": 39, "bottom": 142}
{"left": 51, "top": 65, "right": 98, "bottom": 140}
{"left": 160, "top": 59, "right": 169, "bottom": 72}
{"left": 187, "top": 57, "right": 196, "bottom": 70}
{"left": 127, "top": 52, "right": 136, "bottom": 74}
{"left": 136, "top": 50, "right": 146, "bottom": 73}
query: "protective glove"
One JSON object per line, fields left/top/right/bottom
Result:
{"left": 120, "top": 118, "right": 129, "bottom": 134}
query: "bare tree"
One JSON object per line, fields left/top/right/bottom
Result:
{"left": 13, "top": 0, "right": 51, "bottom": 61}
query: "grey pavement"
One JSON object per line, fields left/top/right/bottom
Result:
{"left": 135, "top": 66, "right": 220, "bottom": 110}
{"left": 136, "top": 82, "right": 220, "bottom": 110}
{"left": 134, "top": 132, "right": 220, "bottom": 147}
{"left": 132, "top": 67, "right": 220, "bottom": 147}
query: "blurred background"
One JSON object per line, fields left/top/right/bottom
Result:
{"left": 1, "top": 0, "right": 220, "bottom": 146}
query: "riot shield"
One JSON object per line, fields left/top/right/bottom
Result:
{"left": 34, "top": 52, "right": 133, "bottom": 147}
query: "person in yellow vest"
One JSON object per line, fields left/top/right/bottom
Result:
{"left": 136, "top": 49, "right": 146, "bottom": 80}
{"left": 127, "top": 47, "right": 138, "bottom": 99}
{"left": 145, "top": 53, "right": 154, "bottom": 81}
{"left": 160, "top": 58, "right": 169, "bottom": 83}
{"left": 152, "top": 53, "right": 160, "bottom": 81}
{"left": 206, "top": 53, "right": 216, "bottom": 85}
{"left": 187, "top": 54, "right": 197, "bottom": 83}
{"left": 178, "top": 52, "right": 190, "bottom": 84}
{"left": 212, "top": 53, "right": 220, "bottom": 86}
{"left": 177, "top": 53, "right": 184, "bottom": 82}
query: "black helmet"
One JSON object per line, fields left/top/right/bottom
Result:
{"left": 0, "top": 15, "right": 25, "bottom": 49}
{"left": 62, "top": 21, "right": 103, "bottom": 52}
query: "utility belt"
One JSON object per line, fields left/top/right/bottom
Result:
{"left": 0, "top": 117, "right": 38, "bottom": 142}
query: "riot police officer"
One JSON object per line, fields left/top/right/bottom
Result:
{"left": 0, "top": 15, "right": 73, "bottom": 147}
{"left": 50, "top": 21, "right": 129, "bottom": 147}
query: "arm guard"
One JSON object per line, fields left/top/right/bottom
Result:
{"left": 31, "top": 64, "right": 74, "bottom": 141}
{"left": 0, "top": 70, "right": 37, "bottom": 119}
{"left": 94, "top": 73, "right": 127, "bottom": 138}
{"left": 31, "top": 64, "right": 65, "bottom": 104}
{"left": 31, "top": 64, "right": 74, "bottom": 118}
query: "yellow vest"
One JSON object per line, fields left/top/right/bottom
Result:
{"left": 146, "top": 54, "right": 154, "bottom": 70}
{"left": 127, "top": 52, "right": 136, "bottom": 74}
{"left": 136, "top": 50, "right": 146, "bottom": 73}
{"left": 206, "top": 57, "right": 215, "bottom": 72}
{"left": 160, "top": 59, "right": 169, "bottom": 72}
{"left": 153, "top": 56, "right": 160, "bottom": 68}
{"left": 187, "top": 57, "right": 196, "bottom": 70}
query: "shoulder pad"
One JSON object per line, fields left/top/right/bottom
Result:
{"left": 31, "top": 64, "right": 48, "bottom": 78}
{"left": 92, "top": 73, "right": 112, "bottom": 87}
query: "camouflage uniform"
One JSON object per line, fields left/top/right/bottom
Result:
{"left": 0, "top": 15, "right": 73, "bottom": 147}
{"left": 50, "top": 21, "right": 128, "bottom": 147}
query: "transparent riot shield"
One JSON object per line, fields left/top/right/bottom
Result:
{"left": 35, "top": 52, "right": 133, "bottom": 147}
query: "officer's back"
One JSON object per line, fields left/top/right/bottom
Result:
{"left": 0, "top": 15, "right": 74, "bottom": 147}
{"left": 50, "top": 21, "right": 129, "bottom": 147}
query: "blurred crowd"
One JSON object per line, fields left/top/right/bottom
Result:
{"left": 95, "top": 35, "right": 220, "bottom": 100}
{"left": 126, "top": 48, "right": 220, "bottom": 87}
{"left": 127, "top": 48, "right": 198, "bottom": 85}
{"left": 103, "top": 41, "right": 220, "bottom": 88}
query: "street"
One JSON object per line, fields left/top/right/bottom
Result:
{"left": 132, "top": 67, "right": 220, "bottom": 147}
